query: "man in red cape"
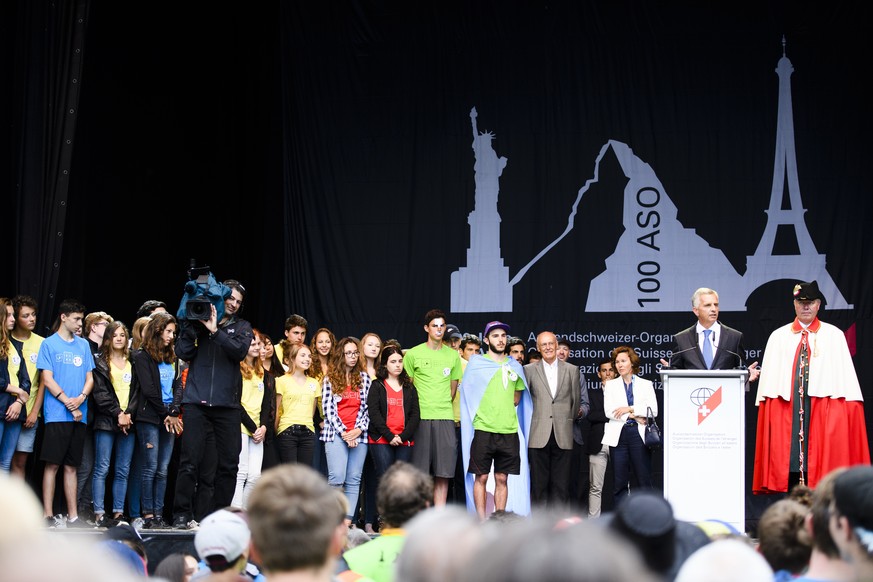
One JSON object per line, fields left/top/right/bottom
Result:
{"left": 753, "top": 281, "right": 869, "bottom": 493}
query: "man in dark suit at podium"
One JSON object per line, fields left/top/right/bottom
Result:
{"left": 662, "top": 287, "right": 760, "bottom": 382}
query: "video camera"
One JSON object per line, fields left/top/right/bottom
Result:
{"left": 176, "top": 260, "right": 231, "bottom": 322}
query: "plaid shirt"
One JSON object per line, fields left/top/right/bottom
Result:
{"left": 320, "top": 372, "right": 370, "bottom": 443}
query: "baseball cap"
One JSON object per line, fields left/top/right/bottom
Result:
{"left": 483, "top": 321, "right": 510, "bottom": 337}
{"left": 195, "top": 509, "right": 251, "bottom": 569}
{"left": 792, "top": 281, "right": 824, "bottom": 302}
{"left": 833, "top": 465, "right": 873, "bottom": 531}
{"left": 102, "top": 523, "right": 145, "bottom": 555}
{"left": 445, "top": 324, "right": 462, "bottom": 340}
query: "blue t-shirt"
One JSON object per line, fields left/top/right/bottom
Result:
{"left": 158, "top": 361, "right": 174, "bottom": 404}
{"left": 37, "top": 333, "right": 95, "bottom": 424}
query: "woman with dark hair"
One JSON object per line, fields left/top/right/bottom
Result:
{"left": 321, "top": 337, "right": 370, "bottom": 526}
{"left": 367, "top": 345, "right": 420, "bottom": 486}
{"left": 132, "top": 312, "right": 183, "bottom": 528}
{"left": 602, "top": 345, "right": 658, "bottom": 507}
{"left": 358, "top": 332, "right": 382, "bottom": 532}
{"left": 255, "top": 330, "right": 281, "bottom": 471}
{"left": 91, "top": 320, "right": 138, "bottom": 527}
{"left": 153, "top": 552, "right": 198, "bottom": 582}
{"left": 258, "top": 332, "right": 284, "bottom": 378}
{"left": 232, "top": 332, "right": 274, "bottom": 509}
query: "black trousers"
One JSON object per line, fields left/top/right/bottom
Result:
{"left": 528, "top": 430, "right": 572, "bottom": 509}
{"left": 173, "top": 405, "right": 241, "bottom": 520}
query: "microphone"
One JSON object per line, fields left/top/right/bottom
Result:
{"left": 721, "top": 349, "right": 746, "bottom": 370}
{"left": 664, "top": 346, "right": 697, "bottom": 369}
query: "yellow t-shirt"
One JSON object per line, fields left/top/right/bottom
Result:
{"left": 240, "top": 373, "right": 266, "bottom": 437}
{"left": 11, "top": 333, "right": 44, "bottom": 414}
{"left": 109, "top": 360, "right": 133, "bottom": 410}
{"left": 276, "top": 374, "right": 320, "bottom": 434}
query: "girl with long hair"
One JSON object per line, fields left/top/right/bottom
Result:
{"left": 359, "top": 333, "right": 382, "bottom": 381}
{"left": 0, "top": 298, "right": 29, "bottom": 472}
{"left": 232, "top": 332, "right": 274, "bottom": 508}
{"left": 91, "top": 321, "right": 138, "bottom": 526}
{"left": 258, "top": 332, "right": 284, "bottom": 378}
{"left": 275, "top": 343, "right": 320, "bottom": 466}
{"left": 308, "top": 327, "right": 335, "bottom": 477}
{"left": 254, "top": 330, "right": 281, "bottom": 470}
{"left": 132, "top": 312, "right": 183, "bottom": 528}
{"left": 367, "top": 345, "right": 420, "bottom": 486}
{"left": 321, "top": 337, "right": 370, "bottom": 525}
{"left": 358, "top": 332, "right": 382, "bottom": 531}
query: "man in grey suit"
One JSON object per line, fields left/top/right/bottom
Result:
{"left": 662, "top": 287, "right": 760, "bottom": 382}
{"left": 524, "top": 331, "right": 582, "bottom": 508}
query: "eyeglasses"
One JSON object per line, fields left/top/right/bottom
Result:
{"left": 93, "top": 321, "right": 109, "bottom": 327}
{"left": 344, "top": 351, "right": 359, "bottom": 357}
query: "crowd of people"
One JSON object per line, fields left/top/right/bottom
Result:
{"left": 0, "top": 279, "right": 870, "bottom": 580}
{"left": 2, "top": 460, "right": 873, "bottom": 582}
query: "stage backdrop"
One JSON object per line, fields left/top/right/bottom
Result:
{"left": 7, "top": 1, "right": 872, "bottom": 521}
{"left": 268, "top": 3, "right": 873, "bottom": 509}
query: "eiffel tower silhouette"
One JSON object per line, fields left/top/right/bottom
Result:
{"left": 743, "top": 37, "right": 852, "bottom": 309}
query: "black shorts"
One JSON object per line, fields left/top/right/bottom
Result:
{"left": 40, "top": 422, "right": 86, "bottom": 466}
{"left": 468, "top": 430, "right": 520, "bottom": 476}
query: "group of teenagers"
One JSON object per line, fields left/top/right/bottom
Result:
{"left": 0, "top": 285, "right": 653, "bottom": 532}
{"left": 0, "top": 288, "right": 428, "bottom": 531}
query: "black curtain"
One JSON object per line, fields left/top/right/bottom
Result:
{"left": 7, "top": 0, "right": 90, "bottom": 326}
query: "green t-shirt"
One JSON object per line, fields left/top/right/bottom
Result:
{"left": 342, "top": 531, "right": 405, "bottom": 582}
{"left": 473, "top": 356, "right": 525, "bottom": 434}
{"left": 403, "top": 343, "right": 463, "bottom": 420}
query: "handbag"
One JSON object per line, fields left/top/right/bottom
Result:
{"left": 644, "top": 406, "right": 662, "bottom": 450}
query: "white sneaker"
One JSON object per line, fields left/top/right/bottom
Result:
{"left": 131, "top": 517, "right": 145, "bottom": 531}
{"left": 45, "top": 514, "right": 66, "bottom": 528}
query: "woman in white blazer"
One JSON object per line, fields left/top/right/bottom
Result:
{"left": 602, "top": 345, "right": 658, "bottom": 506}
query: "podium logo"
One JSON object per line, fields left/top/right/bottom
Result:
{"left": 691, "top": 386, "right": 722, "bottom": 425}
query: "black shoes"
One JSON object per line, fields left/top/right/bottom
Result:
{"left": 171, "top": 515, "right": 199, "bottom": 530}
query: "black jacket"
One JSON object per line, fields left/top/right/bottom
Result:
{"left": 91, "top": 354, "right": 140, "bottom": 433}
{"left": 583, "top": 387, "right": 610, "bottom": 456}
{"left": 366, "top": 379, "right": 420, "bottom": 443}
{"left": 132, "top": 349, "right": 183, "bottom": 425}
{"left": 241, "top": 371, "right": 276, "bottom": 444}
{"left": 174, "top": 317, "right": 252, "bottom": 408}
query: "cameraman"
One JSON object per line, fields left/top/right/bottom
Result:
{"left": 171, "top": 279, "right": 253, "bottom": 529}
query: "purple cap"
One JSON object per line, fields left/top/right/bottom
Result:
{"left": 483, "top": 321, "right": 510, "bottom": 337}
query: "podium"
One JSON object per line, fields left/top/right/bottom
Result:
{"left": 659, "top": 368, "right": 749, "bottom": 533}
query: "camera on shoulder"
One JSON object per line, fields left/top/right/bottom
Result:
{"left": 176, "top": 260, "right": 231, "bottom": 322}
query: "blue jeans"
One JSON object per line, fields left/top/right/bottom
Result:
{"left": 92, "top": 429, "right": 136, "bottom": 514}
{"left": 368, "top": 442, "right": 414, "bottom": 484}
{"left": 0, "top": 421, "right": 23, "bottom": 472}
{"left": 127, "top": 449, "right": 142, "bottom": 518}
{"left": 138, "top": 422, "right": 175, "bottom": 516}
{"left": 611, "top": 424, "right": 653, "bottom": 507}
{"left": 324, "top": 438, "right": 368, "bottom": 520}
{"left": 311, "top": 434, "right": 328, "bottom": 477}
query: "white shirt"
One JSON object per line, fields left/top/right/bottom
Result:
{"left": 695, "top": 321, "right": 722, "bottom": 355}
{"left": 543, "top": 358, "right": 559, "bottom": 399}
